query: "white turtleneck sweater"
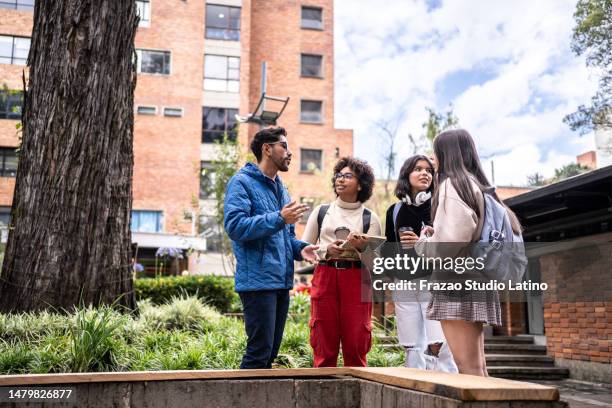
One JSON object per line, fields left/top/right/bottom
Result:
{"left": 302, "top": 198, "right": 382, "bottom": 260}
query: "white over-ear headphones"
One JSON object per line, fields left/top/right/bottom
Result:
{"left": 402, "top": 191, "right": 431, "bottom": 207}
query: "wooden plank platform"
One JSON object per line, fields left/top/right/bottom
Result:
{"left": 0, "top": 367, "right": 559, "bottom": 402}
{"left": 0, "top": 368, "right": 348, "bottom": 386}
{"left": 349, "top": 367, "right": 559, "bottom": 401}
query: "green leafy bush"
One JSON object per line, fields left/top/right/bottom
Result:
{"left": 134, "top": 275, "right": 238, "bottom": 312}
{"left": 0, "top": 295, "right": 403, "bottom": 374}
{"left": 69, "top": 306, "right": 127, "bottom": 372}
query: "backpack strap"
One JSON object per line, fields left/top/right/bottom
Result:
{"left": 317, "top": 204, "right": 371, "bottom": 241}
{"left": 392, "top": 202, "right": 402, "bottom": 241}
{"left": 362, "top": 208, "right": 371, "bottom": 233}
{"left": 316, "top": 204, "right": 330, "bottom": 243}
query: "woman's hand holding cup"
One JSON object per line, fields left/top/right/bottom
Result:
{"left": 398, "top": 226, "right": 418, "bottom": 249}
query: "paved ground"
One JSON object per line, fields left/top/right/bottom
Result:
{"left": 534, "top": 380, "right": 612, "bottom": 408}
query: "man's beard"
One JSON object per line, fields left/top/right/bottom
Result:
{"left": 274, "top": 156, "right": 290, "bottom": 172}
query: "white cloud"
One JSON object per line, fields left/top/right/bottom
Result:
{"left": 481, "top": 144, "right": 575, "bottom": 186}
{"left": 334, "top": 0, "right": 599, "bottom": 186}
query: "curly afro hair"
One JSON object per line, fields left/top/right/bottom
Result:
{"left": 332, "top": 156, "right": 375, "bottom": 203}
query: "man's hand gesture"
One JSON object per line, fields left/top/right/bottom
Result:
{"left": 301, "top": 245, "right": 320, "bottom": 264}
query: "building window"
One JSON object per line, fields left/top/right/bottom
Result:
{"left": 202, "top": 107, "right": 238, "bottom": 143}
{"left": 299, "top": 197, "right": 315, "bottom": 224}
{"left": 204, "top": 55, "right": 240, "bottom": 92}
{"left": 163, "top": 107, "right": 183, "bottom": 117}
{"left": 136, "top": 49, "right": 170, "bottom": 75}
{"left": 0, "top": 148, "right": 17, "bottom": 177}
{"left": 131, "top": 210, "right": 163, "bottom": 233}
{"left": 0, "top": 35, "right": 30, "bottom": 65}
{"left": 200, "top": 161, "right": 216, "bottom": 200}
{"left": 136, "top": 0, "right": 150, "bottom": 27}
{"left": 0, "top": 0, "right": 34, "bottom": 11}
{"left": 301, "top": 6, "right": 322, "bottom": 30}
{"left": 136, "top": 105, "right": 157, "bottom": 115}
{"left": 0, "top": 90, "right": 23, "bottom": 120}
{"left": 301, "top": 54, "right": 323, "bottom": 77}
{"left": 205, "top": 4, "right": 240, "bottom": 41}
{"left": 300, "top": 148, "right": 322, "bottom": 172}
{"left": 0, "top": 206, "right": 10, "bottom": 243}
{"left": 300, "top": 100, "right": 323, "bottom": 123}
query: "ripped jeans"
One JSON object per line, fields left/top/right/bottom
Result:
{"left": 394, "top": 287, "right": 458, "bottom": 373}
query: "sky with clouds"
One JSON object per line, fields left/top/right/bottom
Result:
{"left": 333, "top": 0, "right": 599, "bottom": 186}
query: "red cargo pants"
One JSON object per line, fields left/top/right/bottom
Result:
{"left": 309, "top": 263, "right": 373, "bottom": 367}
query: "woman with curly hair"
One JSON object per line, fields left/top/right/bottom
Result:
{"left": 302, "top": 157, "right": 381, "bottom": 367}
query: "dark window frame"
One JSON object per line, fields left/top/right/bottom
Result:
{"left": 135, "top": 0, "right": 151, "bottom": 26}
{"left": 0, "top": 147, "right": 18, "bottom": 178}
{"left": 163, "top": 107, "right": 183, "bottom": 117}
{"left": 0, "top": 205, "right": 10, "bottom": 243}
{"left": 300, "top": 53, "right": 323, "bottom": 78}
{"left": 203, "top": 54, "right": 240, "bottom": 92}
{"left": 205, "top": 4, "right": 241, "bottom": 41}
{"left": 202, "top": 107, "right": 238, "bottom": 143}
{"left": 131, "top": 210, "right": 163, "bottom": 233}
{"left": 136, "top": 105, "right": 157, "bottom": 115}
{"left": 299, "top": 197, "right": 316, "bottom": 224}
{"left": 300, "top": 99, "right": 323, "bottom": 124}
{"left": 136, "top": 49, "right": 171, "bottom": 75}
{"left": 0, "top": 89, "right": 23, "bottom": 120}
{"left": 0, "top": 35, "right": 30, "bottom": 65}
{"left": 300, "top": 148, "right": 323, "bottom": 173}
{"left": 200, "top": 161, "right": 215, "bottom": 200}
{"left": 301, "top": 6, "right": 323, "bottom": 30}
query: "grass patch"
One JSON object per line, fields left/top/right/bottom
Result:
{"left": 0, "top": 294, "right": 402, "bottom": 373}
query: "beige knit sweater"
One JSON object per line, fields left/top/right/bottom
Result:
{"left": 415, "top": 177, "right": 484, "bottom": 258}
{"left": 302, "top": 198, "right": 382, "bottom": 260}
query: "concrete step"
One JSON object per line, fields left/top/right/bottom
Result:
{"left": 485, "top": 354, "right": 555, "bottom": 367}
{"left": 378, "top": 342, "right": 548, "bottom": 356}
{"left": 489, "top": 366, "right": 569, "bottom": 381}
{"left": 376, "top": 335, "right": 536, "bottom": 345}
{"left": 484, "top": 344, "right": 547, "bottom": 355}
{"left": 484, "top": 336, "right": 534, "bottom": 344}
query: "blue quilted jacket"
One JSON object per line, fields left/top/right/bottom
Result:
{"left": 224, "top": 163, "right": 308, "bottom": 292}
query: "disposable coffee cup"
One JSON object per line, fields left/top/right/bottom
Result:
{"left": 398, "top": 226, "right": 414, "bottom": 235}
{"left": 398, "top": 226, "right": 414, "bottom": 249}
{"left": 334, "top": 226, "right": 350, "bottom": 240}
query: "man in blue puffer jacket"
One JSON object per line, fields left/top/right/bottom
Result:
{"left": 224, "top": 126, "right": 319, "bottom": 369}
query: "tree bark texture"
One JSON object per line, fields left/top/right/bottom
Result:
{"left": 0, "top": 1, "right": 139, "bottom": 312}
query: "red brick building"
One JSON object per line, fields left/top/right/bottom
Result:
{"left": 506, "top": 166, "right": 612, "bottom": 382}
{"left": 0, "top": 0, "right": 352, "bottom": 269}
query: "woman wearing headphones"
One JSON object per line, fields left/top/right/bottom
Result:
{"left": 384, "top": 155, "right": 457, "bottom": 372}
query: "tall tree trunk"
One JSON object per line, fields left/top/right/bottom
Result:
{"left": 0, "top": 1, "right": 139, "bottom": 312}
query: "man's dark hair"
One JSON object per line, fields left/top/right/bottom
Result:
{"left": 331, "top": 156, "right": 375, "bottom": 203}
{"left": 250, "top": 127, "right": 287, "bottom": 162}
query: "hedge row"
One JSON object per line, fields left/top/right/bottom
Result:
{"left": 134, "top": 275, "right": 238, "bottom": 312}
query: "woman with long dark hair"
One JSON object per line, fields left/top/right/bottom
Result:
{"left": 385, "top": 155, "right": 457, "bottom": 372}
{"left": 416, "top": 129, "right": 521, "bottom": 376}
